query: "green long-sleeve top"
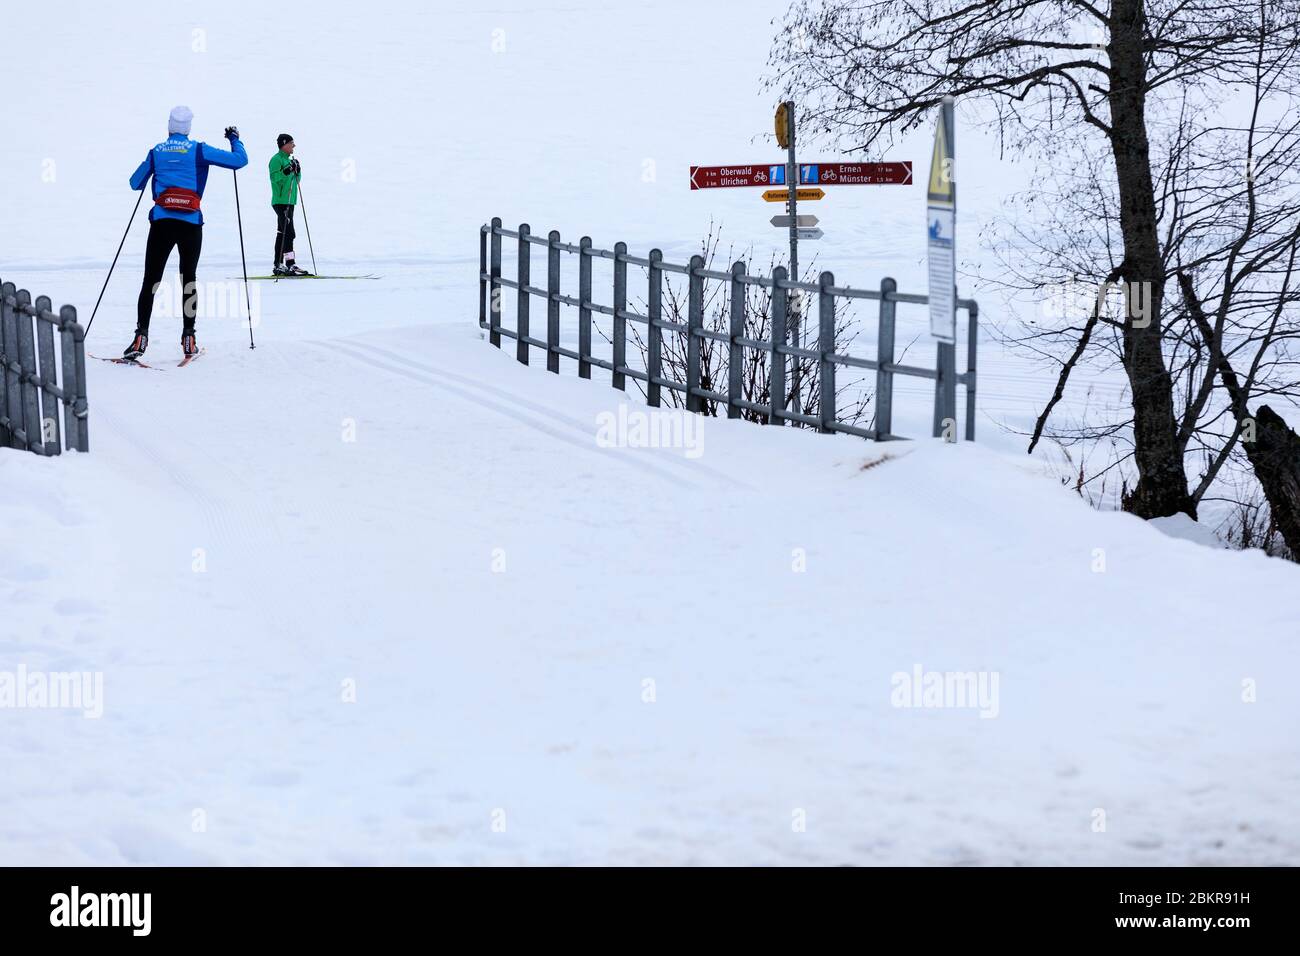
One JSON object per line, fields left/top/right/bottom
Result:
{"left": 269, "top": 152, "right": 300, "bottom": 205}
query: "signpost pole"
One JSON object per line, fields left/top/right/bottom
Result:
{"left": 783, "top": 101, "right": 802, "bottom": 418}
{"left": 926, "top": 97, "right": 958, "bottom": 439}
{"left": 687, "top": 126, "right": 915, "bottom": 431}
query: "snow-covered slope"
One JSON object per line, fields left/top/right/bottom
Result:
{"left": 2, "top": 310, "right": 1297, "bottom": 864}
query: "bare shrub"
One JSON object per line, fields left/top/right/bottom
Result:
{"left": 606, "top": 222, "right": 873, "bottom": 428}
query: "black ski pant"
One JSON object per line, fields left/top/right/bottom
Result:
{"left": 274, "top": 203, "right": 296, "bottom": 265}
{"left": 137, "top": 217, "right": 203, "bottom": 335}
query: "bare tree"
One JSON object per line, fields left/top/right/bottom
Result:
{"left": 1162, "top": 17, "right": 1300, "bottom": 555}
{"left": 976, "top": 4, "right": 1300, "bottom": 555}
{"left": 768, "top": 0, "right": 1300, "bottom": 524}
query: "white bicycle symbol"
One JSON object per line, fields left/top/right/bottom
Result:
{"left": 821, "top": 169, "right": 837, "bottom": 182}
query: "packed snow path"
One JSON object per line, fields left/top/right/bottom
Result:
{"left": 2, "top": 315, "right": 1297, "bottom": 865}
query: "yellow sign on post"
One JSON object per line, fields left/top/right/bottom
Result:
{"left": 775, "top": 102, "right": 791, "bottom": 149}
{"left": 763, "top": 188, "right": 824, "bottom": 202}
{"left": 928, "top": 108, "right": 955, "bottom": 205}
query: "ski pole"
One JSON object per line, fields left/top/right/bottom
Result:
{"left": 84, "top": 188, "right": 145, "bottom": 337}
{"left": 232, "top": 168, "right": 255, "bottom": 349}
{"left": 298, "top": 182, "right": 318, "bottom": 276}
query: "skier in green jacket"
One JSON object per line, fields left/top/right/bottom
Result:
{"left": 269, "top": 133, "right": 309, "bottom": 275}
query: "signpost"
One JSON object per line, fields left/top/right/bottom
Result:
{"left": 763, "top": 188, "right": 824, "bottom": 202}
{"left": 777, "top": 102, "right": 804, "bottom": 414}
{"left": 770, "top": 215, "right": 819, "bottom": 228}
{"left": 926, "top": 96, "right": 958, "bottom": 439}
{"left": 689, "top": 165, "right": 787, "bottom": 190}
{"left": 798, "top": 162, "right": 912, "bottom": 186}
{"left": 775, "top": 103, "right": 791, "bottom": 150}
{"left": 926, "top": 98, "right": 956, "bottom": 344}
{"left": 688, "top": 106, "right": 914, "bottom": 422}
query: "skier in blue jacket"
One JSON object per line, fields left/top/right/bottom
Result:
{"left": 123, "top": 106, "right": 248, "bottom": 359}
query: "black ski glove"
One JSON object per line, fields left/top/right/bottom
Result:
{"left": 289, "top": 158, "right": 301, "bottom": 176}
{"left": 224, "top": 126, "right": 240, "bottom": 141}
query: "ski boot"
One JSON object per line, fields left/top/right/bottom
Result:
{"left": 122, "top": 331, "right": 148, "bottom": 360}
{"left": 182, "top": 333, "right": 199, "bottom": 356}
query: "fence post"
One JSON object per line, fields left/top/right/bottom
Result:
{"left": 728, "top": 261, "right": 745, "bottom": 420}
{"left": 612, "top": 242, "right": 627, "bottom": 391}
{"left": 58, "top": 306, "right": 77, "bottom": 451}
{"left": 516, "top": 224, "right": 531, "bottom": 365}
{"left": 479, "top": 224, "right": 488, "bottom": 330}
{"left": 933, "top": 339, "right": 957, "bottom": 440}
{"left": 936, "top": 282, "right": 959, "bottom": 439}
{"left": 15, "top": 291, "right": 42, "bottom": 454}
{"left": 932, "top": 344, "right": 944, "bottom": 438}
{"left": 875, "top": 277, "right": 897, "bottom": 439}
{"left": 769, "top": 266, "right": 788, "bottom": 426}
{"left": 489, "top": 217, "right": 502, "bottom": 348}
{"left": 546, "top": 230, "right": 561, "bottom": 373}
{"left": 63, "top": 305, "right": 89, "bottom": 453}
{"left": 818, "top": 272, "right": 836, "bottom": 434}
{"left": 0, "top": 281, "right": 15, "bottom": 448}
{"left": 34, "top": 295, "right": 61, "bottom": 455}
{"left": 965, "top": 301, "right": 978, "bottom": 441}
{"left": 686, "top": 254, "right": 704, "bottom": 413}
{"left": 578, "top": 237, "right": 593, "bottom": 380}
{"left": 647, "top": 249, "right": 663, "bottom": 408}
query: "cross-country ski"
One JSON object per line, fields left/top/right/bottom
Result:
{"left": 90, "top": 354, "right": 163, "bottom": 370}
{"left": 236, "top": 274, "right": 381, "bottom": 280}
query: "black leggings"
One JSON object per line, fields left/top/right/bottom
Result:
{"left": 274, "top": 203, "right": 296, "bottom": 264}
{"left": 137, "top": 217, "right": 203, "bottom": 335}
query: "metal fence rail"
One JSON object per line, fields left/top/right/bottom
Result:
{"left": 478, "top": 217, "right": 977, "bottom": 441}
{"left": 0, "top": 278, "right": 89, "bottom": 455}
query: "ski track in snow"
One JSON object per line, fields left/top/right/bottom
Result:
{"left": 316, "top": 336, "right": 743, "bottom": 490}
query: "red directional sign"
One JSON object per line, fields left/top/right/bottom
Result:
{"left": 798, "top": 162, "right": 912, "bottom": 186}
{"left": 690, "top": 161, "right": 912, "bottom": 190}
{"left": 689, "top": 164, "right": 787, "bottom": 190}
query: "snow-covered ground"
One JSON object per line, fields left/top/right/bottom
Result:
{"left": 4, "top": 310, "right": 1299, "bottom": 865}
{"left": 2, "top": 0, "right": 1298, "bottom": 865}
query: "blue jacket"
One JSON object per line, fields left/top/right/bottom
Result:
{"left": 130, "top": 134, "right": 248, "bottom": 225}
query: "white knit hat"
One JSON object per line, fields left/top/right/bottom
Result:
{"left": 168, "top": 105, "right": 193, "bottom": 136}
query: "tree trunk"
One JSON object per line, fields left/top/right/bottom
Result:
{"left": 1107, "top": 0, "right": 1195, "bottom": 518}
{"left": 1182, "top": 273, "right": 1300, "bottom": 559}
{"left": 1247, "top": 407, "right": 1300, "bottom": 559}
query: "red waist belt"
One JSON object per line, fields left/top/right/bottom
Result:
{"left": 155, "top": 187, "right": 202, "bottom": 213}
